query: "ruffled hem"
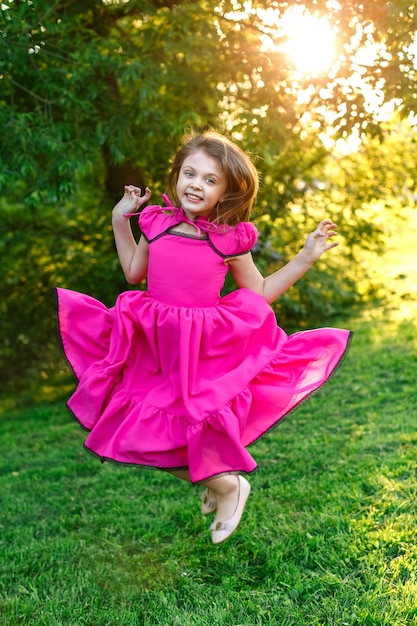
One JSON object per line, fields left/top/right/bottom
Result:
{"left": 57, "top": 285, "right": 353, "bottom": 483}
{"left": 81, "top": 445, "right": 257, "bottom": 485}
{"left": 67, "top": 329, "right": 353, "bottom": 483}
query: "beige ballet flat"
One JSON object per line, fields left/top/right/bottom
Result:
{"left": 210, "top": 476, "right": 251, "bottom": 544}
{"left": 201, "top": 488, "right": 217, "bottom": 514}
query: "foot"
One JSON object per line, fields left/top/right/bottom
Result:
{"left": 201, "top": 488, "right": 217, "bottom": 515}
{"left": 210, "top": 476, "right": 251, "bottom": 544}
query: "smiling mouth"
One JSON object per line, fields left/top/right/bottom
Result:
{"left": 186, "top": 193, "right": 202, "bottom": 202}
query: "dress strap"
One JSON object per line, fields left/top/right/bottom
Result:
{"left": 124, "top": 195, "right": 231, "bottom": 238}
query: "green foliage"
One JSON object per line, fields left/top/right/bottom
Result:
{"left": 1, "top": 0, "right": 417, "bottom": 385}
{"left": 0, "top": 189, "right": 137, "bottom": 390}
{"left": 2, "top": 0, "right": 417, "bottom": 199}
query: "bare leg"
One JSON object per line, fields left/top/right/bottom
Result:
{"left": 167, "top": 470, "right": 249, "bottom": 531}
{"left": 202, "top": 474, "right": 240, "bottom": 522}
{"left": 167, "top": 468, "right": 191, "bottom": 482}
{"left": 205, "top": 474, "right": 251, "bottom": 543}
{"left": 167, "top": 470, "right": 237, "bottom": 511}
{"left": 167, "top": 468, "right": 216, "bottom": 513}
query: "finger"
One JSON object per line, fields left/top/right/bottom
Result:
{"left": 316, "top": 224, "right": 338, "bottom": 237}
{"left": 325, "top": 241, "right": 339, "bottom": 250}
{"left": 137, "top": 187, "right": 151, "bottom": 203}
{"left": 320, "top": 219, "right": 337, "bottom": 228}
{"left": 317, "top": 221, "right": 337, "bottom": 233}
{"left": 124, "top": 185, "right": 142, "bottom": 196}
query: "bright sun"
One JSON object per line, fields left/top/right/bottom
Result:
{"left": 280, "top": 10, "right": 336, "bottom": 76}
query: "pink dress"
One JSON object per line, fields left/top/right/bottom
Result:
{"left": 56, "top": 200, "right": 352, "bottom": 483}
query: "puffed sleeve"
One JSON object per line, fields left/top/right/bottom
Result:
{"left": 137, "top": 205, "right": 156, "bottom": 241}
{"left": 138, "top": 205, "right": 175, "bottom": 242}
{"left": 209, "top": 222, "right": 258, "bottom": 257}
{"left": 234, "top": 222, "right": 258, "bottom": 253}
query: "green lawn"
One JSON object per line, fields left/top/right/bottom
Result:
{"left": 1, "top": 215, "right": 417, "bottom": 625}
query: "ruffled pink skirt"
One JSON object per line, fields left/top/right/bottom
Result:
{"left": 56, "top": 287, "right": 352, "bottom": 483}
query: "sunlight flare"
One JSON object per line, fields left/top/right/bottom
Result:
{"left": 280, "top": 10, "right": 336, "bottom": 75}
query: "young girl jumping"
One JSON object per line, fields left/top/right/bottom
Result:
{"left": 57, "top": 131, "right": 352, "bottom": 544}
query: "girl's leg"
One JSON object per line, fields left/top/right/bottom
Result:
{"left": 203, "top": 474, "right": 251, "bottom": 544}
{"left": 168, "top": 468, "right": 191, "bottom": 482}
{"left": 202, "top": 474, "right": 239, "bottom": 520}
{"left": 167, "top": 470, "right": 236, "bottom": 514}
{"left": 167, "top": 469, "right": 250, "bottom": 542}
{"left": 167, "top": 468, "right": 216, "bottom": 513}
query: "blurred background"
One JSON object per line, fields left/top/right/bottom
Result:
{"left": 1, "top": 0, "right": 416, "bottom": 399}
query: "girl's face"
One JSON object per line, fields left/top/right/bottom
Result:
{"left": 176, "top": 150, "right": 227, "bottom": 220}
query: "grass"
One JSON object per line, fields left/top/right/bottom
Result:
{"left": 1, "top": 214, "right": 417, "bottom": 625}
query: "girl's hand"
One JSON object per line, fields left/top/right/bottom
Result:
{"left": 301, "top": 220, "right": 339, "bottom": 264}
{"left": 112, "top": 185, "right": 151, "bottom": 219}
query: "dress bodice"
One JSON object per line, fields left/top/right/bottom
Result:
{"left": 138, "top": 203, "right": 258, "bottom": 307}
{"left": 145, "top": 233, "right": 229, "bottom": 307}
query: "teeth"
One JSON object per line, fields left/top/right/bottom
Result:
{"left": 187, "top": 194, "right": 201, "bottom": 201}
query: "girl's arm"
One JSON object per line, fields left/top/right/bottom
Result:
{"left": 228, "top": 220, "right": 339, "bottom": 304}
{"left": 112, "top": 185, "right": 152, "bottom": 284}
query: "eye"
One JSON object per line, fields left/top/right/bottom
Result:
{"left": 183, "top": 169, "right": 193, "bottom": 177}
{"left": 206, "top": 178, "right": 216, "bottom": 184}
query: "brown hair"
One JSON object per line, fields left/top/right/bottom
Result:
{"left": 166, "top": 131, "right": 259, "bottom": 226}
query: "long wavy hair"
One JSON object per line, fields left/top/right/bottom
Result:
{"left": 166, "top": 131, "right": 259, "bottom": 226}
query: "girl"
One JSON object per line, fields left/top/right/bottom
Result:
{"left": 57, "top": 131, "right": 352, "bottom": 544}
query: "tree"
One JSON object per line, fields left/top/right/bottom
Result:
{"left": 1, "top": 0, "right": 416, "bottom": 201}
{"left": 1, "top": 0, "right": 416, "bottom": 389}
